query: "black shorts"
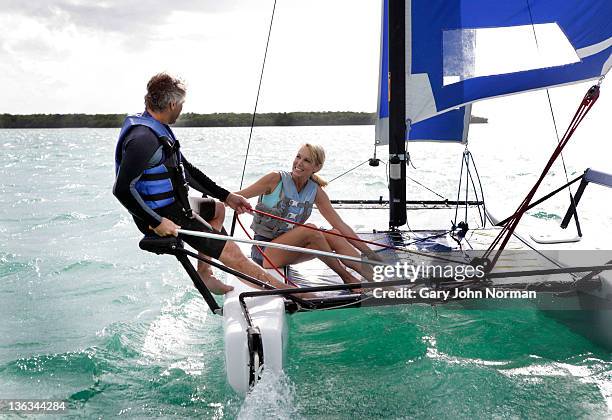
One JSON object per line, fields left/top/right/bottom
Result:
{"left": 155, "top": 198, "right": 227, "bottom": 260}
{"left": 250, "top": 234, "right": 272, "bottom": 266}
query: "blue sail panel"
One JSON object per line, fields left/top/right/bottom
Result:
{"left": 405, "top": 0, "right": 612, "bottom": 124}
{"left": 409, "top": 106, "right": 470, "bottom": 143}
{"left": 376, "top": 0, "right": 469, "bottom": 144}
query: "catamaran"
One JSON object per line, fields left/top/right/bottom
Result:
{"left": 140, "top": 0, "right": 612, "bottom": 394}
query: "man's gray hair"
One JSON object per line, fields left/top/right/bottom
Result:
{"left": 144, "top": 73, "right": 187, "bottom": 112}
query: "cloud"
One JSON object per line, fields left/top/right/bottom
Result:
{"left": 0, "top": 0, "right": 242, "bottom": 37}
{"left": 5, "top": 37, "right": 61, "bottom": 58}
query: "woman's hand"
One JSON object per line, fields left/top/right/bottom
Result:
{"left": 225, "top": 192, "right": 252, "bottom": 214}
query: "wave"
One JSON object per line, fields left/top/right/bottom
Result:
{"left": 51, "top": 259, "right": 115, "bottom": 275}
{"left": 0, "top": 253, "right": 31, "bottom": 278}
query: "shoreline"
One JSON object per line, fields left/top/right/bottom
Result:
{"left": 0, "top": 112, "right": 488, "bottom": 129}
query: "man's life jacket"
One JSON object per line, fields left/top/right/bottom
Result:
{"left": 251, "top": 171, "right": 318, "bottom": 239}
{"left": 115, "top": 112, "right": 192, "bottom": 215}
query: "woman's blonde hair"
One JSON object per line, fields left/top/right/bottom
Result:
{"left": 302, "top": 143, "right": 328, "bottom": 187}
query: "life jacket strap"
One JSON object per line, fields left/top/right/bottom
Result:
{"left": 140, "top": 172, "right": 172, "bottom": 181}
{"left": 161, "top": 137, "right": 194, "bottom": 218}
{"left": 141, "top": 190, "right": 175, "bottom": 202}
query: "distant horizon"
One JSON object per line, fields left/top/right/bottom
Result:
{"left": 0, "top": 110, "right": 374, "bottom": 116}
{"left": 0, "top": 111, "right": 488, "bottom": 129}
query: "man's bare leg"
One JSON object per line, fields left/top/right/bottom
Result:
{"left": 218, "top": 241, "right": 313, "bottom": 297}
{"left": 189, "top": 200, "right": 234, "bottom": 295}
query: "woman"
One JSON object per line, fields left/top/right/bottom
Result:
{"left": 236, "top": 143, "right": 375, "bottom": 285}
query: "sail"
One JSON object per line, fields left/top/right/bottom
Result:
{"left": 376, "top": 0, "right": 470, "bottom": 144}
{"left": 376, "top": 0, "right": 612, "bottom": 135}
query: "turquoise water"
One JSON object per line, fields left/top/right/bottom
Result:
{"left": 1, "top": 118, "right": 611, "bottom": 418}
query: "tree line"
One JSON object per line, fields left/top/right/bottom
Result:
{"left": 0, "top": 112, "right": 486, "bottom": 128}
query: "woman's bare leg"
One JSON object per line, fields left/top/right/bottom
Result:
{"left": 322, "top": 229, "right": 374, "bottom": 281}
{"left": 262, "top": 224, "right": 362, "bottom": 285}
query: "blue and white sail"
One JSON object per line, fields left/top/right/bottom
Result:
{"left": 376, "top": 0, "right": 471, "bottom": 144}
{"left": 376, "top": 0, "right": 612, "bottom": 144}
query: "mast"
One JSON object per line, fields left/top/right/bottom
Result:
{"left": 388, "top": 0, "right": 407, "bottom": 228}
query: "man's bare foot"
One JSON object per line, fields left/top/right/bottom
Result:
{"left": 359, "top": 264, "right": 375, "bottom": 282}
{"left": 344, "top": 277, "right": 364, "bottom": 294}
{"left": 291, "top": 290, "right": 317, "bottom": 299}
{"left": 198, "top": 271, "right": 234, "bottom": 295}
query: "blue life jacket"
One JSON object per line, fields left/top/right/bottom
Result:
{"left": 251, "top": 171, "right": 318, "bottom": 239}
{"left": 115, "top": 113, "right": 190, "bottom": 211}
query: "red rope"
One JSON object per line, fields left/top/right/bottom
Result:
{"left": 248, "top": 206, "right": 471, "bottom": 266}
{"left": 235, "top": 214, "right": 297, "bottom": 287}
{"left": 484, "top": 85, "right": 601, "bottom": 269}
{"left": 249, "top": 208, "right": 468, "bottom": 265}
{"left": 251, "top": 208, "right": 402, "bottom": 252}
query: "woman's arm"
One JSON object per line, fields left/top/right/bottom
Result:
{"left": 315, "top": 187, "right": 372, "bottom": 254}
{"left": 235, "top": 171, "right": 281, "bottom": 199}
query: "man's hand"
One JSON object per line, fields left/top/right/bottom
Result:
{"left": 225, "top": 193, "right": 252, "bottom": 215}
{"left": 150, "top": 217, "right": 180, "bottom": 237}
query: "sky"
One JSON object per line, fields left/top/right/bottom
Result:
{"left": 0, "top": 0, "right": 382, "bottom": 114}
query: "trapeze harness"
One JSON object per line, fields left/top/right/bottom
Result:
{"left": 115, "top": 113, "right": 193, "bottom": 217}
{"left": 250, "top": 171, "right": 318, "bottom": 265}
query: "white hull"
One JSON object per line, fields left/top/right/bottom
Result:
{"left": 223, "top": 273, "right": 288, "bottom": 395}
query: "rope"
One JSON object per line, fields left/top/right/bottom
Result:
{"left": 235, "top": 215, "right": 297, "bottom": 287}
{"left": 237, "top": 214, "right": 451, "bottom": 287}
{"left": 230, "top": 0, "right": 278, "bottom": 236}
{"left": 484, "top": 84, "right": 601, "bottom": 269}
{"left": 494, "top": 174, "right": 583, "bottom": 227}
{"left": 250, "top": 208, "right": 466, "bottom": 265}
{"left": 526, "top": 0, "right": 577, "bottom": 227}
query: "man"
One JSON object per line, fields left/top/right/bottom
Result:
{"left": 113, "top": 72, "right": 294, "bottom": 294}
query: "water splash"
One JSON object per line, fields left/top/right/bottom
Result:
{"left": 237, "top": 371, "right": 302, "bottom": 420}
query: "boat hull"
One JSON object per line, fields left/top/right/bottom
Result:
{"left": 223, "top": 274, "right": 288, "bottom": 395}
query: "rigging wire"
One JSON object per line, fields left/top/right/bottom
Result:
{"left": 326, "top": 149, "right": 446, "bottom": 201}
{"left": 483, "top": 211, "right": 579, "bottom": 280}
{"left": 483, "top": 84, "right": 601, "bottom": 269}
{"left": 468, "top": 152, "right": 486, "bottom": 227}
{"left": 465, "top": 153, "right": 485, "bottom": 227}
{"left": 230, "top": 0, "right": 278, "bottom": 236}
{"left": 453, "top": 149, "right": 466, "bottom": 225}
{"left": 329, "top": 155, "right": 445, "bottom": 200}
{"left": 407, "top": 175, "right": 446, "bottom": 200}
{"left": 525, "top": 0, "right": 576, "bottom": 213}
{"left": 327, "top": 159, "right": 370, "bottom": 184}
